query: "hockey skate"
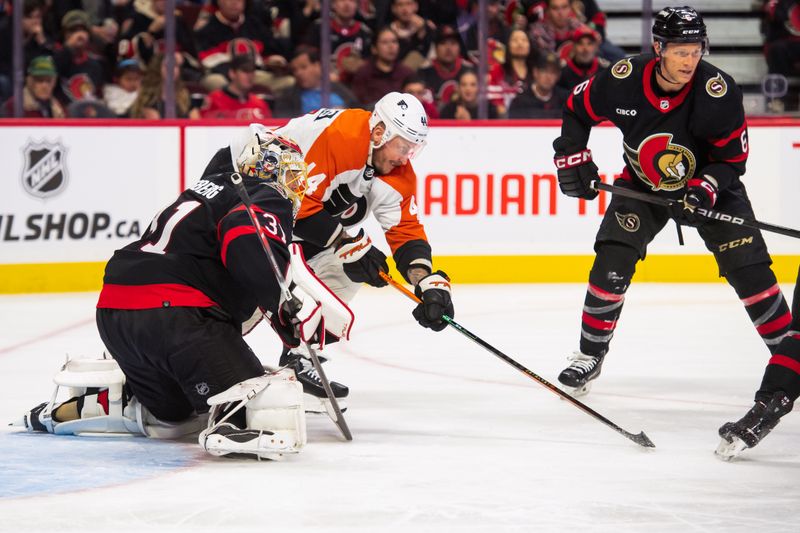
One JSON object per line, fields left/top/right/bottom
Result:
{"left": 201, "top": 423, "right": 297, "bottom": 461}
{"left": 715, "top": 391, "right": 794, "bottom": 461}
{"left": 558, "top": 351, "right": 604, "bottom": 397}
{"left": 279, "top": 350, "right": 348, "bottom": 414}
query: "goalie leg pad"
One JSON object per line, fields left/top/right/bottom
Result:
{"left": 200, "top": 368, "right": 307, "bottom": 460}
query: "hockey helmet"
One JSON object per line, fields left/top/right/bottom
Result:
{"left": 369, "top": 92, "right": 429, "bottom": 159}
{"left": 237, "top": 127, "right": 309, "bottom": 215}
{"left": 652, "top": 6, "right": 708, "bottom": 52}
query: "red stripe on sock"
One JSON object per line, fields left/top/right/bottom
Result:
{"left": 741, "top": 284, "right": 780, "bottom": 306}
{"left": 587, "top": 284, "right": 625, "bottom": 302}
{"left": 769, "top": 354, "right": 800, "bottom": 376}
{"left": 757, "top": 312, "right": 792, "bottom": 336}
{"left": 582, "top": 312, "right": 617, "bottom": 331}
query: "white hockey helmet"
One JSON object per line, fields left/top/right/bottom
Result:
{"left": 369, "top": 92, "right": 429, "bottom": 159}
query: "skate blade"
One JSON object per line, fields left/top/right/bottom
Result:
{"left": 560, "top": 381, "right": 592, "bottom": 398}
{"left": 303, "top": 393, "right": 347, "bottom": 414}
{"left": 715, "top": 436, "right": 748, "bottom": 461}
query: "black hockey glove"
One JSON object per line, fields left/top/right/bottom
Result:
{"left": 553, "top": 136, "right": 599, "bottom": 200}
{"left": 670, "top": 176, "right": 718, "bottom": 227}
{"left": 335, "top": 228, "right": 389, "bottom": 287}
{"left": 412, "top": 270, "right": 453, "bottom": 332}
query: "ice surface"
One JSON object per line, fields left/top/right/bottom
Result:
{"left": 1, "top": 284, "right": 798, "bottom": 532}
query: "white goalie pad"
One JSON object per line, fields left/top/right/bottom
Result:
{"left": 288, "top": 243, "right": 355, "bottom": 342}
{"left": 200, "top": 368, "right": 306, "bottom": 460}
{"left": 38, "top": 356, "right": 205, "bottom": 438}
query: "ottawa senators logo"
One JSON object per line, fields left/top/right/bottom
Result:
{"left": 611, "top": 58, "right": 633, "bottom": 79}
{"left": 615, "top": 212, "right": 640, "bottom": 233}
{"left": 706, "top": 73, "right": 727, "bottom": 98}
{"left": 623, "top": 133, "right": 697, "bottom": 191}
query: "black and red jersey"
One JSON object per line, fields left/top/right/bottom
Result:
{"left": 97, "top": 149, "right": 293, "bottom": 324}
{"left": 419, "top": 57, "right": 474, "bottom": 108}
{"left": 562, "top": 53, "right": 748, "bottom": 197}
{"left": 558, "top": 56, "right": 608, "bottom": 91}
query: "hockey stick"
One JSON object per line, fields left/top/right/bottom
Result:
{"left": 229, "top": 173, "right": 353, "bottom": 441}
{"left": 591, "top": 180, "right": 800, "bottom": 239}
{"left": 378, "top": 271, "right": 655, "bottom": 449}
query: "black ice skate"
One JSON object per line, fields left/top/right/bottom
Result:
{"left": 715, "top": 391, "right": 794, "bottom": 461}
{"left": 279, "top": 350, "right": 348, "bottom": 413}
{"left": 558, "top": 351, "right": 604, "bottom": 397}
{"left": 17, "top": 402, "right": 54, "bottom": 433}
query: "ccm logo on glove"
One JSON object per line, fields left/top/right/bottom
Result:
{"left": 554, "top": 149, "right": 593, "bottom": 169}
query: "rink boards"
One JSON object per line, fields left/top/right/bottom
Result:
{"left": 0, "top": 119, "right": 798, "bottom": 293}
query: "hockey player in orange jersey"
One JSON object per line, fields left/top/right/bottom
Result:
{"left": 270, "top": 92, "right": 454, "bottom": 403}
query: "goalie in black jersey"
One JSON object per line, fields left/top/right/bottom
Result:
{"left": 17, "top": 131, "right": 354, "bottom": 460}
{"left": 552, "top": 7, "right": 791, "bottom": 399}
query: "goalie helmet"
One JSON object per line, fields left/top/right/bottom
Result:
{"left": 369, "top": 92, "right": 429, "bottom": 159}
{"left": 237, "top": 129, "right": 309, "bottom": 216}
{"left": 652, "top": 6, "right": 708, "bottom": 53}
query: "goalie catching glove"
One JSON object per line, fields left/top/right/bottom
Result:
{"left": 334, "top": 228, "right": 389, "bottom": 287}
{"left": 553, "top": 136, "right": 599, "bottom": 200}
{"left": 412, "top": 270, "right": 454, "bottom": 332}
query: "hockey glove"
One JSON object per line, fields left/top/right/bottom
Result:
{"left": 269, "top": 284, "right": 325, "bottom": 348}
{"left": 335, "top": 228, "right": 389, "bottom": 287}
{"left": 671, "top": 176, "right": 718, "bottom": 226}
{"left": 553, "top": 136, "right": 599, "bottom": 200}
{"left": 412, "top": 270, "right": 453, "bottom": 332}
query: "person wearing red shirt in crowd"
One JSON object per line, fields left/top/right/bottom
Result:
{"left": 201, "top": 54, "right": 272, "bottom": 119}
{"left": 351, "top": 27, "right": 414, "bottom": 108}
{"left": 558, "top": 24, "right": 608, "bottom": 91}
{"left": 530, "top": 0, "right": 581, "bottom": 55}
{"left": 419, "top": 24, "right": 473, "bottom": 108}
{"left": 2, "top": 55, "right": 65, "bottom": 118}
{"left": 302, "top": 0, "right": 372, "bottom": 84}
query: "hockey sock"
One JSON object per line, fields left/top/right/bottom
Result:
{"left": 579, "top": 243, "right": 638, "bottom": 356}
{"left": 757, "top": 274, "right": 800, "bottom": 401}
{"left": 726, "top": 263, "right": 791, "bottom": 355}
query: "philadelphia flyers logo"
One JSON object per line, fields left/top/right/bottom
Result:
{"left": 611, "top": 58, "right": 633, "bottom": 79}
{"left": 615, "top": 212, "right": 640, "bottom": 233}
{"left": 623, "top": 134, "right": 697, "bottom": 191}
{"left": 706, "top": 73, "right": 727, "bottom": 98}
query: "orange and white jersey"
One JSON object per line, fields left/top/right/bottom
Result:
{"left": 274, "top": 108, "right": 432, "bottom": 273}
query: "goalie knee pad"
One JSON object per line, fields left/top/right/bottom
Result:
{"left": 200, "top": 368, "right": 306, "bottom": 460}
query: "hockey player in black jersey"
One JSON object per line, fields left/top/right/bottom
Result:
{"left": 552, "top": 6, "right": 791, "bottom": 397}
{"left": 18, "top": 132, "right": 354, "bottom": 459}
{"left": 716, "top": 265, "right": 800, "bottom": 460}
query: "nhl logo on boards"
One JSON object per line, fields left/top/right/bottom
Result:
{"left": 611, "top": 58, "right": 632, "bottom": 79}
{"left": 615, "top": 212, "right": 641, "bottom": 233}
{"left": 21, "top": 139, "right": 68, "bottom": 199}
{"left": 706, "top": 73, "right": 728, "bottom": 98}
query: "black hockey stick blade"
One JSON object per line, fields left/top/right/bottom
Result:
{"left": 379, "top": 272, "right": 655, "bottom": 448}
{"left": 307, "top": 347, "right": 353, "bottom": 441}
{"left": 592, "top": 180, "right": 800, "bottom": 239}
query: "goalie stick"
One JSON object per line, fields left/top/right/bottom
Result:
{"left": 591, "top": 180, "right": 800, "bottom": 240}
{"left": 379, "top": 271, "right": 655, "bottom": 449}
{"left": 230, "top": 173, "right": 353, "bottom": 441}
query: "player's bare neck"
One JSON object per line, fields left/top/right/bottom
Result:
{"left": 654, "top": 65, "right": 685, "bottom": 95}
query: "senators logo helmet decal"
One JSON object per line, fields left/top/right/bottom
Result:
{"left": 611, "top": 58, "right": 633, "bottom": 79}
{"left": 624, "top": 133, "right": 696, "bottom": 191}
{"left": 706, "top": 73, "right": 727, "bottom": 98}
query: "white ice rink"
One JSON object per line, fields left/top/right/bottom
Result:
{"left": 1, "top": 283, "right": 799, "bottom": 532}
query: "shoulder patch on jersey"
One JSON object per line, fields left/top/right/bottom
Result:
{"left": 705, "top": 73, "right": 727, "bottom": 98}
{"left": 611, "top": 58, "right": 633, "bottom": 79}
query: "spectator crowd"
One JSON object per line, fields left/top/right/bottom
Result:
{"left": 3, "top": 0, "right": 792, "bottom": 119}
